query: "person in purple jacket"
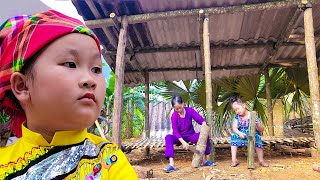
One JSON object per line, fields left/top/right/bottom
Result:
{"left": 163, "top": 95, "right": 215, "bottom": 173}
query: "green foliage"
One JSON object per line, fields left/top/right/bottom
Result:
{"left": 105, "top": 67, "right": 312, "bottom": 138}
{"left": 0, "top": 112, "right": 8, "bottom": 125}
{"left": 105, "top": 71, "right": 164, "bottom": 140}
{"left": 156, "top": 67, "right": 312, "bottom": 134}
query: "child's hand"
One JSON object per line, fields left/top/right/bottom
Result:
{"left": 239, "top": 133, "right": 246, "bottom": 139}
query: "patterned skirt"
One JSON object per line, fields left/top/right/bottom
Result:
{"left": 230, "top": 127, "right": 263, "bottom": 148}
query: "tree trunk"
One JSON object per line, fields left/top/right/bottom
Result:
{"left": 192, "top": 124, "right": 211, "bottom": 167}
{"left": 112, "top": 16, "right": 128, "bottom": 147}
{"left": 248, "top": 111, "right": 257, "bottom": 169}
{"left": 304, "top": 5, "right": 320, "bottom": 157}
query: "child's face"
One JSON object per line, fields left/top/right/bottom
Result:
{"left": 25, "top": 33, "right": 106, "bottom": 131}
{"left": 231, "top": 102, "right": 247, "bottom": 116}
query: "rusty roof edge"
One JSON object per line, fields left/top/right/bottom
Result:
{"left": 84, "top": 0, "right": 299, "bottom": 29}
{"left": 104, "top": 41, "right": 304, "bottom": 56}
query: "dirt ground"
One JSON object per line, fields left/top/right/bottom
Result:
{"left": 126, "top": 146, "right": 320, "bottom": 180}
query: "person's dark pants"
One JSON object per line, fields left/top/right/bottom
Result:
{"left": 164, "top": 133, "right": 211, "bottom": 159}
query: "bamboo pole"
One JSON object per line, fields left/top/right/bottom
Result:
{"left": 85, "top": 1, "right": 299, "bottom": 28}
{"left": 263, "top": 68, "right": 274, "bottom": 136}
{"left": 125, "top": 62, "right": 301, "bottom": 73}
{"left": 192, "top": 124, "right": 211, "bottom": 167}
{"left": 112, "top": 16, "right": 128, "bottom": 147}
{"left": 248, "top": 112, "right": 257, "bottom": 169}
{"left": 144, "top": 71, "right": 150, "bottom": 155}
{"left": 95, "top": 120, "right": 107, "bottom": 139}
{"left": 202, "top": 14, "right": 215, "bottom": 161}
{"left": 199, "top": 10, "right": 205, "bottom": 75}
{"left": 303, "top": 4, "right": 320, "bottom": 156}
{"left": 105, "top": 104, "right": 110, "bottom": 133}
{"left": 105, "top": 42, "right": 303, "bottom": 56}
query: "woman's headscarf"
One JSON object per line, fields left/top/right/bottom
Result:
{"left": 0, "top": 10, "right": 101, "bottom": 137}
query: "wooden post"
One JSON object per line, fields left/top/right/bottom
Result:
{"left": 112, "top": 16, "right": 128, "bottom": 147}
{"left": 263, "top": 68, "right": 274, "bottom": 136}
{"left": 202, "top": 14, "right": 215, "bottom": 161}
{"left": 303, "top": 3, "right": 320, "bottom": 156}
{"left": 199, "top": 10, "right": 205, "bottom": 75}
{"left": 192, "top": 124, "right": 211, "bottom": 167}
{"left": 248, "top": 112, "right": 257, "bottom": 169}
{"left": 144, "top": 71, "right": 150, "bottom": 155}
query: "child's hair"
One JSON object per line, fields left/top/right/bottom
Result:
{"left": 171, "top": 95, "right": 183, "bottom": 107}
{"left": 229, "top": 97, "right": 243, "bottom": 107}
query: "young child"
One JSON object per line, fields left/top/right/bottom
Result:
{"left": 230, "top": 98, "right": 269, "bottom": 167}
{"left": 0, "top": 10, "right": 137, "bottom": 179}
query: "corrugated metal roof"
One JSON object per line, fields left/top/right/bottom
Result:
{"left": 72, "top": 0, "right": 320, "bottom": 85}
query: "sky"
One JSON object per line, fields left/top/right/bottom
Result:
{"left": 40, "top": 0, "right": 84, "bottom": 22}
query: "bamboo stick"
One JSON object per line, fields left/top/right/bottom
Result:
{"left": 303, "top": 4, "right": 320, "bottom": 157}
{"left": 263, "top": 68, "right": 274, "bottom": 136}
{"left": 248, "top": 112, "right": 257, "bottom": 169}
{"left": 192, "top": 124, "right": 211, "bottom": 167}
{"left": 105, "top": 42, "right": 304, "bottom": 56}
{"left": 199, "top": 10, "right": 205, "bottom": 75}
{"left": 95, "top": 120, "right": 106, "bottom": 139}
{"left": 202, "top": 14, "right": 215, "bottom": 162}
{"left": 112, "top": 16, "right": 128, "bottom": 147}
{"left": 144, "top": 71, "right": 150, "bottom": 156}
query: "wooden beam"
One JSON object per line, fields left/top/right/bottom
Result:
{"left": 125, "top": 63, "right": 288, "bottom": 73}
{"left": 110, "top": 13, "right": 121, "bottom": 31}
{"left": 85, "top": 0, "right": 299, "bottom": 29}
{"left": 105, "top": 42, "right": 304, "bottom": 56}
{"left": 303, "top": 3, "right": 320, "bottom": 156}
{"left": 144, "top": 72, "right": 150, "bottom": 156}
{"left": 288, "top": 33, "right": 320, "bottom": 40}
{"left": 261, "top": 8, "right": 302, "bottom": 69}
{"left": 112, "top": 16, "right": 128, "bottom": 147}
{"left": 109, "top": 13, "right": 144, "bottom": 77}
{"left": 263, "top": 68, "right": 275, "bottom": 136}
{"left": 144, "top": 72, "right": 150, "bottom": 138}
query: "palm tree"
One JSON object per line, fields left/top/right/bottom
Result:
{"left": 156, "top": 67, "right": 312, "bottom": 135}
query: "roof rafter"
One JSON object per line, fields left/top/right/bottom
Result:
{"left": 261, "top": 8, "right": 302, "bottom": 69}
{"left": 85, "top": 0, "right": 299, "bottom": 29}
{"left": 104, "top": 41, "right": 304, "bottom": 56}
